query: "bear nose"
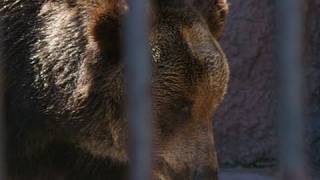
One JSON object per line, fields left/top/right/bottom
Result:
{"left": 192, "top": 166, "right": 217, "bottom": 180}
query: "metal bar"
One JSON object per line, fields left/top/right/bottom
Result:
{"left": 124, "top": 1, "right": 152, "bottom": 180}
{"left": 275, "top": 0, "right": 308, "bottom": 179}
{"left": 0, "top": 21, "right": 5, "bottom": 179}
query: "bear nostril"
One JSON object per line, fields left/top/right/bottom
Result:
{"left": 192, "top": 166, "right": 217, "bottom": 180}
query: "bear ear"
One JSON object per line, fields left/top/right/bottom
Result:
{"left": 190, "top": 0, "right": 229, "bottom": 38}
{"left": 88, "top": 0, "right": 128, "bottom": 62}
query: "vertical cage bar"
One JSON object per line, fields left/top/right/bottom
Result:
{"left": 0, "top": 21, "right": 5, "bottom": 179}
{"left": 275, "top": 0, "right": 307, "bottom": 179}
{"left": 124, "top": 0, "right": 152, "bottom": 180}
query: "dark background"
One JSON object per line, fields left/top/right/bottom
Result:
{"left": 214, "top": 0, "right": 320, "bottom": 169}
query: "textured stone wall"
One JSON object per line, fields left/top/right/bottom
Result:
{"left": 304, "top": 0, "right": 320, "bottom": 167}
{"left": 214, "top": 0, "right": 320, "bottom": 167}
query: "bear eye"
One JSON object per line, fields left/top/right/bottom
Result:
{"left": 174, "top": 100, "right": 193, "bottom": 114}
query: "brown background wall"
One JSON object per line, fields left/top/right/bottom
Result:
{"left": 214, "top": 0, "right": 320, "bottom": 168}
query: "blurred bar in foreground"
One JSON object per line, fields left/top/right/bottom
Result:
{"left": 0, "top": 22, "right": 5, "bottom": 179}
{"left": 124, "top": 0, "right": 152, "bottom": 180}
{"left": 275, "top": 0, "right": 308, "bottom": 179}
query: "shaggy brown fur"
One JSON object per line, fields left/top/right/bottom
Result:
{"left": 0, "top": 0, "right": 229, "bottom": 179}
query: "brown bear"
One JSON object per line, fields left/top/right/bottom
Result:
{"left": 0, "top": 0, "right": 229, "bottom": 179}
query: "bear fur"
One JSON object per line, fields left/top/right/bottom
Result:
{"left": 0, "top": 0, "right": 229, "bottom": 179}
